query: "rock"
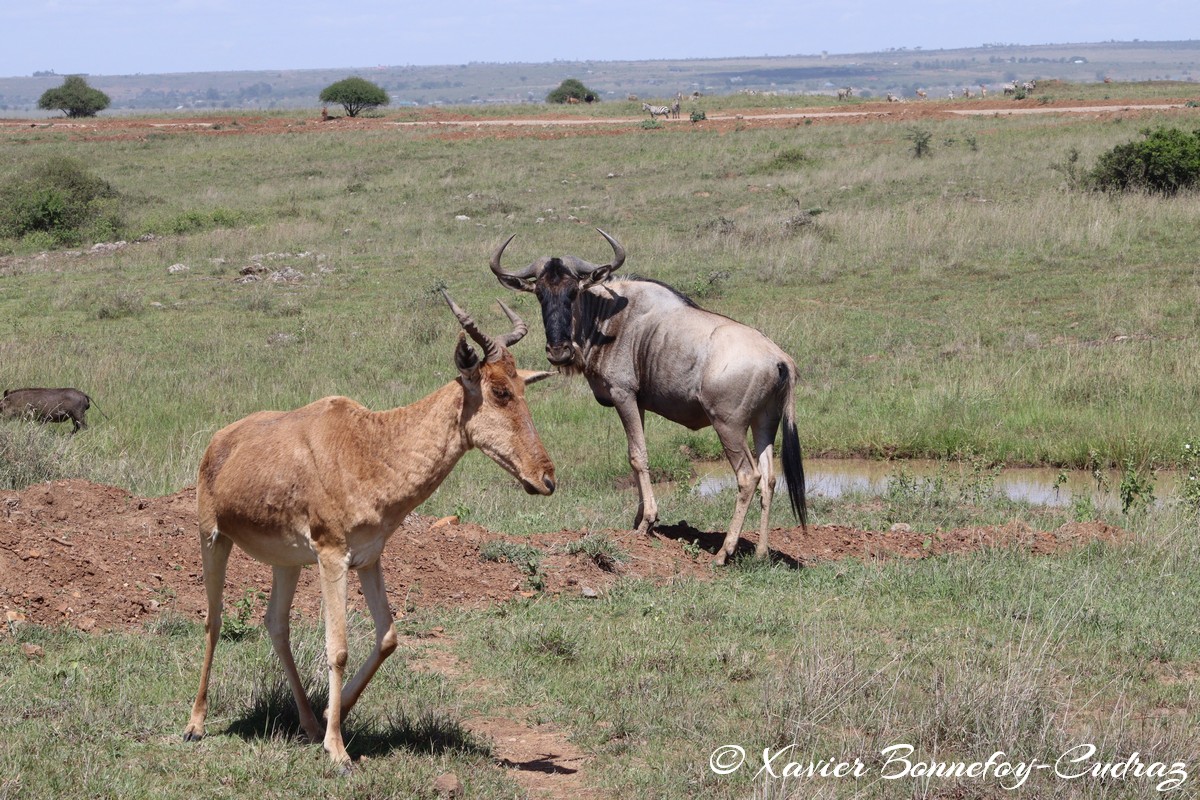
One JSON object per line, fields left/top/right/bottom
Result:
{"left": 431, "top": 515, "right": 460, "bottom": 529}
{"left": 433, "top": 772, "right": 462, "bottom": 797}
{"left": 889, "top": 523, "right": 912, "bottom": 533}
{"left": 21, "top": 643, "right": 44, "bottom": 660}
{"left": 167, "top": 263, "right": 189, "bottom": 274}
{"left": 581, "top": 586, "right": 600, "bottom": 599}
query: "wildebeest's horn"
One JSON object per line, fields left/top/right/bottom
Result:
{"left": 595, "top": 228, "right": 626, "bottom": 271}
{"left": 566, "top": 228, "right": 627, "bottom": 277}
{"left": 489, "top": 234, "right": 539, "bottom": 280}
{"left": 441, "top": 290, "right": 502, "bottom": 363}
{"left": 494, "top": 300, "right": 529, "bottom": 347}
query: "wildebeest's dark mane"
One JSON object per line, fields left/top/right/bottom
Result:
{"left": 609, "top": 274, "right": 699, "bottom": 308}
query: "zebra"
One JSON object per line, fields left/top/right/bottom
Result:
{"left": 642, "top": 102, "right": 671, "bottom": 120}
{"left": 837, "top": 86, "right": 853, "bottom": 101}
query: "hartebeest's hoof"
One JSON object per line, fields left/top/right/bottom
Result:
{"left": 182, "top": 729, "right": 203, "bottom": 742}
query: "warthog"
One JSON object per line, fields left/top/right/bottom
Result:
{"left": 0, "top": 387, "right": 93, "bottom": 433}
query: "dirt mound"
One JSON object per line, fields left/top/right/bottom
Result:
{"left": 1, "top": 479, "right": 1123, "bottom": 632}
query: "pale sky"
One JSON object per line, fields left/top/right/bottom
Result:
{"left": 2, "top": 0, "right": 1193, "bottom": 77}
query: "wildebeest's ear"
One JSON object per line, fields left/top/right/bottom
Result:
{"left": 519, "top": 369, "right": 555, "bottom": 386}
{"left": 495, "top": 273, "right": 537, "bottom": 293}
{"left": 580, "top": 264, "right": 617, "bottom": 289}
{"left": 454, "top": 333, "right": 481, "bottom": 380}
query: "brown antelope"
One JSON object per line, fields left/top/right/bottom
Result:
{"left": 182, "top": 292, "right": 556, "bottom": 770}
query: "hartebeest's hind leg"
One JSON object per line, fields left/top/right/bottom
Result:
{"left": 265, "top": 565, "right": 323, "bottom": 742}
{"left": 339, "top": 559, "right": 399, "bottom": 716}
{"left": 183, "top": 529, "right": 234, "bottom": 741}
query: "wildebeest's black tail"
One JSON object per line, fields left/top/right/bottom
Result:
{"left": 781, "top": 367, "right": 808, "bottom": 529}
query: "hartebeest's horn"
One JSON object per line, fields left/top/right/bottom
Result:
{"left": 495, "top": 299, "right": 529, "bottom": 347}
{"left": 441, "top": 290, "right": 502, "bottom": 363}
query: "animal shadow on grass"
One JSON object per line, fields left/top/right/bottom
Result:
{"left": 224, "top": 679, "right": 491, "bottom": 759}
{"left": 654, "top": 521, "right": 804, "bottom": 569}
{"left": 497, "top": 755, "right": 579, "bottom": 775}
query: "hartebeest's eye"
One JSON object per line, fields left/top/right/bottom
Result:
{"left": 490, "top": 383, "right": 513, "bottom": 404}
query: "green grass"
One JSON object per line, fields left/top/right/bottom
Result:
{"left": 3, "top": 502, "right": 1197, "bottom": 798}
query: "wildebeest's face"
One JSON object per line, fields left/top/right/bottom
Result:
{"left": 534, "top": 259, "right": 582, "bottom": 367}
{"left": 489, "top": 229, "right": 626, "bottom": 368}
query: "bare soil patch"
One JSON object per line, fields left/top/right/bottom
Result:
{"left": 1, "top": 479, "right": 1124, "bottom": 632}
{"left": 1, "top": 95, "right": 1193, "bottom": 145}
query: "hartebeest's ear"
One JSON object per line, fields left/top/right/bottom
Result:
{"left": 454, "top": 333, "right": 482, "bottom": 382}
{"left": 519, "top": 369, "right": 555, "bottom": 386}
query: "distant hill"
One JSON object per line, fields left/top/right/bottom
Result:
{"left": 2, "top": 40, "right": 1198, "bottom": 115}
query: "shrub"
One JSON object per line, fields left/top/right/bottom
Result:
{"left": 547, "top": 79, "right": 600, "bottom": 104}
{"left": 0, "top": 156, "right": 121, "bottom": 245}
{"left": 905, "top": 127, "right": 933, "bottom": 158}
{"left": 1086, "top": 127, "right": 1200, "bottom": 194}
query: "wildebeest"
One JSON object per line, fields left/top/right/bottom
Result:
{"left": 182, "top": 292, "right": 556, "bottom": 770}
{"left": 0, "top": 387, "right": 93, "bottom": 433}
{"left": 489, "top": 229, "right": 806, "bottom": 565}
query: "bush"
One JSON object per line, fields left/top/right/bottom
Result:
{"left": 1087, "top": 127, "right": 1200, "bottom": 194}
{"left": 319, "top": 77, "right": 389, "bottom": 118}
{"left": 547, "top": 79, "right": 600, "bottom": 104}
{"left": 0, "top": 156, "right": 121, "bottom": 246}
{"left": 37, "top": 75, "right": 110, "bottom": 118}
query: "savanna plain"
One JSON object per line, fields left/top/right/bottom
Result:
{"left": 2, "top": 86, "right": 1200, "bottom": 798}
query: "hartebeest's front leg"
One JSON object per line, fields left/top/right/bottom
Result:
{"left": 317, "top": 548, "right": 352, "bottom": 771}
{"left": 265, "top": 565, "right": 323, "bottom": 742}
{"left": 340, "top": 559, "right": 399, "bottom": 716}
{"left": 611, "top": 394, "right": 657, "bottom": 535}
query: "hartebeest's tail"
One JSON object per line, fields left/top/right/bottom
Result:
{"left": 780, "top": 366, "right": 808, "bottom": 529}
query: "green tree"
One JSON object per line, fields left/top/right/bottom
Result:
{"left": 546, "top": 78, "right": 600, "bottom": 104}
{"left": 37, "top": 75, "right": 111, "bottom": 118}
{"left": 319, "top": 76, "right": 390, "bottom": 117}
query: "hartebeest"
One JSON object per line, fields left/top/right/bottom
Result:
{"left": 490, "top": 229, "right": 807, "bottom": 565}
{"left": 182, "top": 292, "right": 555, "bottom": 770}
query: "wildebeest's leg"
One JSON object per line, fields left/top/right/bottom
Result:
{"left": 266, "top": 564, "right": 323, "bottom": 741}
{"left": 612, "top": 395, "right": 657, "bottom": 534}
{"left": 340, "top": 559, "right": 398, "bottom": 717}
{"left": 184, "top": 528, "right": 234, "bottom": 741}
{"left": 751, "top": 412, "right": 783, "bottom": 559}
{"left": 712, "top": 420, "right": 760, "bottom": 565}
{"left": 317, "top": 548, "right": 352, "bottom": 770}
